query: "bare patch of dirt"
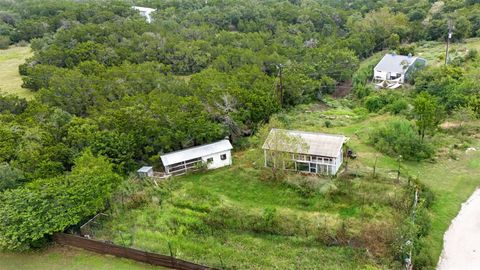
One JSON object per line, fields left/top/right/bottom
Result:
{"left": 332, "top": 80, "right": 352, "bottom": 99}
{"left": 440, "top": 122, "right": 461, "bottom": 129}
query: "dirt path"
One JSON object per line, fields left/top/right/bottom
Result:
{"left": 332, "top": 80, "right": 352, "bottom": 98}
{"left": 437, "top": 189, "right": 480, "bottom": 270}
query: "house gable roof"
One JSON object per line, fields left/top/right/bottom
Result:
{"left": 161, "top": 140, "right": 233, "bottom": 166}
{"left": 262, "top": 129, "right": 346, "bottom": 158}
{"left": 374, "top": 53, "right": 424, "bottom": 74}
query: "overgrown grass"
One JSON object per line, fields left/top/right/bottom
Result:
{"left": 279, "top": 102, "right": 480, "bottom": 268}
{"left": 0, "top": 45, "right": 33, "bottom": 99}
{"left": 0, "top": 245, "right": 159, "bottom": 270}
{"left": 92, "top": 106, "right": 420, "bottom": 269}
{"left": 416, "top": 38, "right": 480, "bottom": 66}
{"left": 93, "top": 94, "right": 478, "bottom": 269}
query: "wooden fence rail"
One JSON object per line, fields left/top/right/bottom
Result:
{"left": 53, "top": 233, "right": 216, "bottom": 270}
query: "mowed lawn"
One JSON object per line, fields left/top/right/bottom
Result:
{"left": 0, "top": 46, "right": 34, "bottom": 99}
{"left": 0, "top": 245, "right": 162, "bottom": 270}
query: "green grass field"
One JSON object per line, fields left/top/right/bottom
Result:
{"left": 94, "top": 169, "right": 408, "bottom": 269}
{"left": 93, "top": 98, "right": 480, "bottom": 269}
{"left": 0, "top": 46, "right": 34, "bottom": 99}
{"left": 416, "top": 38, "right": 480, "bottom": 66}
{"left": 0, "top": 245, "right": 160, "bottom": 270}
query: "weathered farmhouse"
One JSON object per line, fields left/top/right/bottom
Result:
{"left": 373, "top": 53, "right": 426, "bottom": 85}
{"left": 262, "top": 129, "right": 346, "bottom": 175}
{"left": 160, "top": 139, "right": 233, "bottom": 176}
{"left": 132, "top": 6, "right": 156, "bottom": 23}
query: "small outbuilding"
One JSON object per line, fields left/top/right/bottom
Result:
{"left": 137, "top": 166, "right": 154, "bottom": 178}
{"left": 160, "top": 139, "right": 233, "bottom": 176}
{"left": 373, "top": 53, "right": 426, "bottom": 84}
{"left": 262, "top": 129, "right": 346, "bottom": 175}
{"left": 132, "top": 6, "right": 156, "bottom": 23}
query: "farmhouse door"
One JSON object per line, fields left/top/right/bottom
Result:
{"left": 309, "top": 163, "right": 317, "bottom": 173}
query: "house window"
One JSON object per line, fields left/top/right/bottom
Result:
{"left": 207, "top": 158, "right": 213, "bottom": 163}
{"left": 220, "top": 154, "right": 227, "bottom": 160}
{"left": 297, "top": 162, "right": 309, "bottom": 172}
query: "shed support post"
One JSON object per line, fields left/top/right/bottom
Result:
{"left": 264, "top": 149, "right": 267, "bottom": 167}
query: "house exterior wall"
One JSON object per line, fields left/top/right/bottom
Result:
{"left": 138, "top": 167, "right": 153, "bottom": 178}
{"left": 164, "top": 150, "right": 232, "bottom": 176}
{"left": 374, "top": 70, "right": 405, "bottom": 83}
{"left": 333, "top": 147, "right": 343, "bottom": 174}
{"left": 264, "top": 149, "right": 343, "bottom": 176}
{"left": 201, "top": 150, "right": 232, "bottom": 169}
{"left": 374, "top": 70, "right": 388, "bottom": 81}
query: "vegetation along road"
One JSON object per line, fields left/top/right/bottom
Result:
{"left": 438, "top": 188, "right": 480, "bottom": 270}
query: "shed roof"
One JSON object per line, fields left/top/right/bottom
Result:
{"left": 374, "top": 53, "right": 423, "bottom": 74}
{"left": 161, "top": 140, "right": 233, "bottom": 166}
{"left": 137, "top": 166, "right": 153, "bottom": 173}
{"left": 262, "top": 129, "right": 346, "bottom": 157}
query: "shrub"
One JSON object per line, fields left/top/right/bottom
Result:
{"left": 412, "top": 238, "right": 435, "bottom": 269}
{"left": 385, "top": 99, "right": 409, "bottom": 115}
{"left": 369, "top": 119, "right": 434, "bottom": 160}
{"left": 0, "top": 35, "right": 10, "bottom": 49}
{"left": 0, "top": 95, "right": 28, "bottom": 114}
{"left": 354, "top": 84, "right": 373, "bottom": 99}
{"left": 0, "top": 163, "right": 26, "bottom": 192}
{"left": 324, "top": 120, "right": 332, "bottom": 128}
{"left": 16, "top": 40, "right": 28, "bottom": 47}
{"left": 397, "top": 44, "right": 416, "bottom": 56}
{"left": 364, "top": 94, "right": 388, "bottom": 112}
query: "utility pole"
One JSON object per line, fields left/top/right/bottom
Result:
{"left": 445, "top": 19, "right": 453, "bottom": 65}
{"left": 276, "top": 64, "right": 284, "bottom": 107}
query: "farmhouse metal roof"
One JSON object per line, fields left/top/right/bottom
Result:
{"left": 161, "top": 140, "right": 233, "bottom": 166}
{"left": 374, "top": 53, "right": 423, "bottom": 74}
{"left": 262, "top": 129, "right": 346, "bottom": 158}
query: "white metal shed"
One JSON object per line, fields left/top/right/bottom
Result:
{"left": 137, "top": 166, "right": 153, "bottom": 177}
{"left": 160, "top": 140, "right": 233, "bottom": 175}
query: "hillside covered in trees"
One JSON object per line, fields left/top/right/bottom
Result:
{"left": 0, "top": 0, "right": 480, "bottom": 269}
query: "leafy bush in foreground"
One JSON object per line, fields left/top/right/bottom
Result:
{"left": 369, "top": 119, "right": 434, "bottom": 160}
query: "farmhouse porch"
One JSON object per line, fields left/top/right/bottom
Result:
{"left": 262, "top": 129, "right": 346, "bottom": 176}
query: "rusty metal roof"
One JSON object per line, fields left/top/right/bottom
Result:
{"left": 262, "top": 129, "right": 346, "bottom": 157}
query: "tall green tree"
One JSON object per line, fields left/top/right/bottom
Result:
{"left": 413, "top": 92, "right": 444, "bottom": 141}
